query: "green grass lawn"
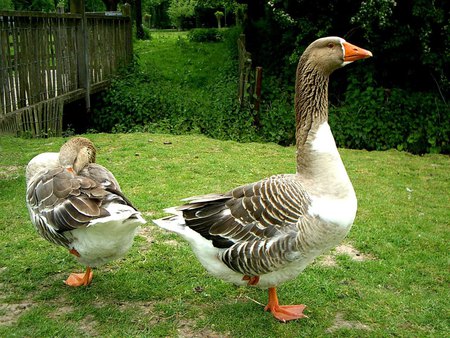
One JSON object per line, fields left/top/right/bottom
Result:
{"left": 134, "top": 31, "right": 232, "bottom": 98}
{"left": 0, "top": 133, "right": 448, "bottom": 337}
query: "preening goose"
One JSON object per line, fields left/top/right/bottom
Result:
{"left": 26, "top": 137, "right": 146, "bottom": 287}
{"left": 154, "top": 37, "right": 372, "bottom": 322}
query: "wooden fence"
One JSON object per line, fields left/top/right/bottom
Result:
{"left": 0, "top": 5, "right": 132, "bottom": 137}
{"left": 237, "top": 34, "right": 252, "bottom": 107}
{"left": 237, "top": 34, "right": 262, "bottom": 127}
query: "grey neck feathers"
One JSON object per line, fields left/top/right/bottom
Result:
{"left": 294, "top": 58, "right": 330, "bottom": 173}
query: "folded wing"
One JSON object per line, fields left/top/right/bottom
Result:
{"left": 178, "top": 174, "right": 312, "bottom": 276}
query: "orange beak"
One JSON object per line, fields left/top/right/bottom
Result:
{"left": 343, "top": 41, "right": 372, "bottom": 62}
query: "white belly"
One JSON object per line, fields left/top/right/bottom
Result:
{"left": 155, "top": 216, "right": 334, "bottom": 289}
{"left": 68, "top": 204, "right": 144, "bottom": 267}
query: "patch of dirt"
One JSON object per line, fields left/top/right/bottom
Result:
{"left": 47, "top": 299, "right": 74, "bottom": 319}
{"left": 177, "top": 318, "right": 230, "bottom": 338}
{"left": 0, "top": 165, "right": 22, "bottom": 180}
{"left": 110, "top": 300, "right": 160, "bottom": 327}
{"left": 334, "top": 244, "right": 373, "bottom": 261}
{"left": 118, "top": 300, "right": 156, "bottom": 316}
{"left": 52, "top": 300, "right": 103, "bottom": 336}
{"left": 78, "top": 314, "right": 99, "bottom": 337}
{"left": 318, "top": 243, "right": 375, "bottom": 267}
{"left": 163, "top": 239, "right": 181, "bottom": 247}
{"left": 326, "top": 312, "right": 371, "bottom": 333}
{"left": 139, "top": 226, "right": 155, "bottom": 244}
{"left": 0, "top": 301, "right": 34, "bottom": 326}
{"left": 319, "top": 255, "right": 338, "bottom": 267}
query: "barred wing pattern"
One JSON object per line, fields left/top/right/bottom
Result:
{"left": 26, "top": 164, "right": 132, "bottom": 248}
{"left": 179, "top": 174, "right": 312, "bottom": 277}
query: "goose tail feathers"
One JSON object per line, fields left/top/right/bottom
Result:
{"left": 153, "top": 207, "right": 186, "bottom": 233}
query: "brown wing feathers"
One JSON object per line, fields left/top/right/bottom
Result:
{"left": 27, "top": 167, "right": 122, "bottom": 242}
{"left": 181, "top": 198, "right": 235, "bottom": 248}
{"left": 181, "top": 176, "right": 304, "bottom": 247}
{"left": 179, "top": 175, "right": 311, "bottom": 276}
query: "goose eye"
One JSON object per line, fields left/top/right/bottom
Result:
{"left": 327, "top": 43, "right": 334, "bottom": 49}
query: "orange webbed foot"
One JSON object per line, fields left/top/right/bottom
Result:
{"left": 64, "top": 267, "right": 93, "bottom": 287}
{"left": 265, "top": 287, "right": 307, "bottom": 322}
{"left": 265, "top": 303, "right": 307, "bottom": 322}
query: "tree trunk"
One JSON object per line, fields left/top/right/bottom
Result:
{"left": 102, "top": 0, "right": 119, "bottom": 11}
{"left": 135, "top": 0, "right": 144, "bottom": 39}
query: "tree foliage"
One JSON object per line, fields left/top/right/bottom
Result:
{"left": 146, "top": 0, "right": 238, "bottom": 28}
{"left": 142, "top": 0, "right": 170, "bottom": 28}
{"left": 10, "top": 0, "right": 105, "bottom": 11}
{"left": 237, "top": 0, "right": 449, "bottom": 153}
{"left": 0, "top": 0, "right": 13, "bottom": 10}
{"left": 241, "top": 0, "right": 449, "bottom": 97}
{"left": 167, "top": 0, "right": 197, "bottom": 29}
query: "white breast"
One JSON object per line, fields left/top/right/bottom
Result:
{"left": 306, "top": 122, "right": 357, "bottom": 228}
{"left": 308, "top": 193, "right": 357, "bottom": 229}
{"left": 69, "top": 203, "right": 145, "bottom": 267}
{"left": 310, "top": 122, "right": 340, "bottom": 154}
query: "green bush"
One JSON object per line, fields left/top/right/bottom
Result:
{"left": 329, "top": 73, "right": 450, "bottom": 154}
{"left": 221, "top": 26, "right": 243, "bottom": 60}
{"left": 187, "top": 28, "right": 223, "bottom": 42}
{"left": 257, "top": 76, "right": 295, "bottom": 145}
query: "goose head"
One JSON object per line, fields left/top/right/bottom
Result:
{"left": 59, "top": 137, "right": 96, "bottom": 173}
{"left": 301, "top": 36, "right": 372, "bottom": 76}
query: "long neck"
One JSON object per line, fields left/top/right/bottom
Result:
{"left": 293, "top": 59, "right": 354, "bottom": 200}
{"left": 295, "top": 59, "right": 330, "bottom": 174}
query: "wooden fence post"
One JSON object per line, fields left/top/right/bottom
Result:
{"left": 135, "top": 0, "right": 144, "bottom": 39}
{"left": 237, "top": 34, "right": 264, "bottom": 129}
{"left": 238, "top": 34, "right": 252, "bottom": 107}
{"left": 253, "top": 66, "right": 263, "bottom": 128}
{"left": 71, "top": 0, "right": 90, "bottom": 112}
{"left": 121, "top": 3, "right": 131, "bottom": 17}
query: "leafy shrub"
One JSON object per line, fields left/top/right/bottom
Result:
{"left": 257, "top": 75, "right": 295, "bottom": 145}
{"left": 187, "top": 28, "right": 223, "bottom": 42}
{"left": 93, "top": 61, "right": 159, "bottom": 132}
{"left": 141, "top": 26, "right": 152, "bottom": 40}
{"left": 329, "top": 73, "right": 450, "bottom": 154}
{"left": 132, "top": 25, "right": 152, "bottom": 42}
{"left": 221, "top": 26, "right": 243, "bottom": 60}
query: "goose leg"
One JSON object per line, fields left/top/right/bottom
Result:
{"left": 264, "top": 287, "right": 307, "bottom": 322}
{"left": 64, "top": 267, "right": 93, "bottom": 287}
{"left": 242, "top": 275, "right": 260, "bottom": 285}
{"left": 64, "top": 249, "right": 93, "bottom": 286}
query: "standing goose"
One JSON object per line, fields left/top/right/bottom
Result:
{"left": 26, "top": 137, "right": 146, "bottom": 287}
{"left": 154, "top": 37, "right": 372, "bottom": 321}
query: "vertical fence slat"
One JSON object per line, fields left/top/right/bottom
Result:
{"left": 1, "top": 10, "right": 132, "bottom": 136}
{"left": 0, "top": 15, "right": 13, "bottom": 113}
{"left": 11, "top": 16, "right": 23, "bottom": 109}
